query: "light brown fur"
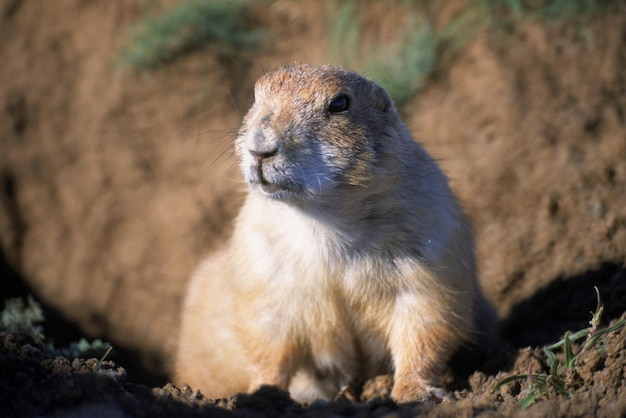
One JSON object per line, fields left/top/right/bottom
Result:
{"left": 175, "top": 64, "right": 495, "bottom": 403}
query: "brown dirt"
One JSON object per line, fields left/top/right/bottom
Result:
{"left": 1, "top": 0, "right": 625, "bottom": 416}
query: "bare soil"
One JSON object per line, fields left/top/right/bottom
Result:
{"left": 1, "top": 0, "right": 625, "bottom": 416}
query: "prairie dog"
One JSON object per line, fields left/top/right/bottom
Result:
{"left": 175, "top": 64, "right": 495, "bottom": 403}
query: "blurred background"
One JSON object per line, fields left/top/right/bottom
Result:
{"left": 1, "top": 0, "right": 625, "bottom": 385}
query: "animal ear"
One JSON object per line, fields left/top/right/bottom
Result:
{"left": 372, "top": 84, "right": 394, "bottom": 113}
{"left": 372, "top": 85, "right": 391, "bottom": 112}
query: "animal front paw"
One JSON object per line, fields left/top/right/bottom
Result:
{"left": 391, "top": 380, "right": 447, "bottom": 404}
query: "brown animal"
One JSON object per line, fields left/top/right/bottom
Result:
{"left": 175, "top": 64, "right": 496, "bottom": 403}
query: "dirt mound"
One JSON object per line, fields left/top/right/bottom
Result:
{"left": 2, "top": 312, "right": 625, "bottom": 416}
{"left": 1, "top": 0, "right": 625, "bottom": 416}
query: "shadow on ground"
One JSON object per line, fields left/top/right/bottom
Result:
{"left": 1, "top": 249, "right": 168, "bottom": 387}
{"left": 502, "top": 262, "right": 626, "bottom": 349}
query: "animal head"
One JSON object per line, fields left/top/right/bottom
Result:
{"left": 236, "top": 64, "right": 403, "bottom": 206}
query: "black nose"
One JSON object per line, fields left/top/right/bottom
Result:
{"left": 249, "top": 147, "right": 278, "bottom": 161}
{"left": 247, "top": 129, "right": 279, "bottom": 161}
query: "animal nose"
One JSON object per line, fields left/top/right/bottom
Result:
{"left": 246, "top": 130, "right": 278, "bottom": 160}
{"left": 249, "top": 147, "right": 278, "bottom": 161}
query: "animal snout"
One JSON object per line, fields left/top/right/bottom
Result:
{"left": 246, "top": 130, "right": 279, "bottom": 161}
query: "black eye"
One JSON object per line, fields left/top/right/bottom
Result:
{"left": 328, "top": 94, "right": 350, "bottom": 113}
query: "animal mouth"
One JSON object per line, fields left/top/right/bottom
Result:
{"left": 258, "top": 178, "right": 286, "bottom": 195}
{"left": 254, "top": 164, "right": 289, "bottom": 196}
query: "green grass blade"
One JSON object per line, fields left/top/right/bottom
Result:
{"left": 94, "top": 346, "right": 114, "bottom": 372}
{"left": 494, "top": 374, "right": 528, "bottom": 390}
{"left": 585, "top": 319, "right": 625, "bottom": 349}
{"left": 545, "top": 328, "right": 588, "bottom": 351}
{"left": 543, "top": 346, "right": 558, "bottom": 371}
{"left": 563, "top": 332, "right": 576, "bottom": 368}
{"left": 520, "top": 391, "right": 547, "bottom": 409}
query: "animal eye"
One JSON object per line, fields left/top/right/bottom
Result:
{"left": 328, "top": 94, "right": 350, "bottom": 113}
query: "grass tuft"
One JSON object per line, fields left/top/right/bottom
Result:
{"left": 366, "top": 19, "right": 438, "bottom": 106}
{"left": 327, "top": 0, "right": 622, "bottom": 106}
{"left": 118, "top": 0, "right": 263, "bottom": 71}
{"left": 326, "top": 1, "right": 484, "bottom": 106}
{"left": 1, "top": 296, "right": 112, "bottom": 361}
{"left": 1, "top": 295, "right": 45, "bottom": 343}
{"left": 326, "top": 1, "right": 439, "bottom": 106}
{"left": 494, "top": 287, "right": 625, "bottom": 408}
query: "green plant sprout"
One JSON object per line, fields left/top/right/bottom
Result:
{"left": 94, "top": 345, "right": 114, "bottom": 372}
{"left": 1, "top": 295, "right": 45, "bottom": 343}
{"left": 1, "top": 296, "right": 112, "bottom": 362}
{"left": 495, "top": 287, "right": 625, "bottom": 409}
